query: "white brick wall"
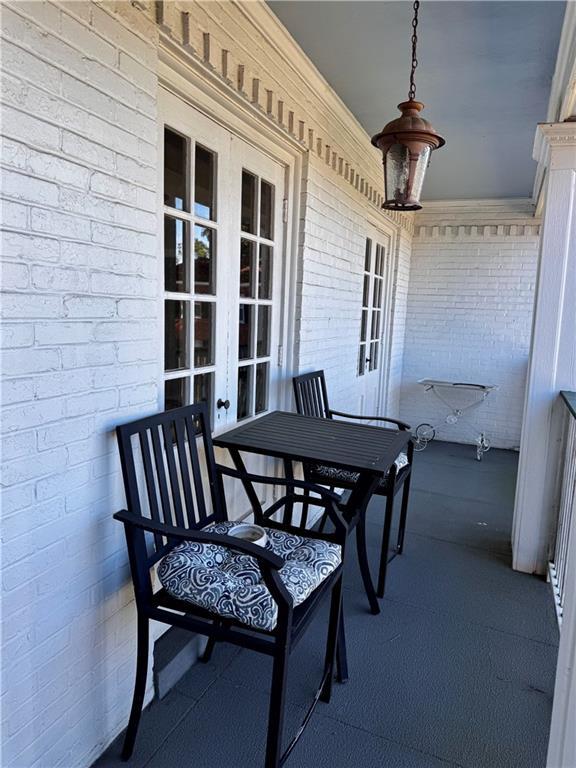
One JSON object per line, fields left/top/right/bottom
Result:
{"left": 1, "top": 2, "right": 160, "bottom": 766}
{"left": 297, "top": 155, "right": 411, "bottom": 414}
{"left": 399, "top": 201, "right": 540, "bottom": 449}
{"left": 0, "top": 2, "right": 414, "bottom": 767}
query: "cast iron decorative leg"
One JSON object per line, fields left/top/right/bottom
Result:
{"left": 336, "top": 612, "right": 349, "bottom": 683}
{"left": 265, "top": 646, "right": 290, "bottom": 768}
{"left": 121, "top": 614, "right": 149, "bottom": 761}
{"left": 396, "top": 475, "right": 412, "bottom": 555}
{"left": 320, "top": 578, "right": 343, "bottom": 703}
{"left": 356, "top": 515, "right": 380, "bottom": 615}
{"left": 377, "top": 492, "right": 395, "bottom": 598}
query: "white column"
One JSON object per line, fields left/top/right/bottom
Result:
{"left": 512, "top": 123, "right": 576, "bottom": 575}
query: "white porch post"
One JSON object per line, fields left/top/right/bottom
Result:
{"left": 512, "top": 122, "right": 576, "bottom": 575}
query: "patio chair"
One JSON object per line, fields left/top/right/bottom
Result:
{"left": 114, "top": 402, "right": 348, "bottom": 768}
{"left": 293, "top": 370, "right": 414, "bottom": 598}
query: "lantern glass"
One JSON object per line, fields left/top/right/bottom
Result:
{"left": 384, "top": 143, "right": 431, "bottom": 210}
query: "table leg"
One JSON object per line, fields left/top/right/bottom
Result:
{"left": 345, "top": 474, "right": 381, "bottom": 616}
{"left": 228, "top": 449, "right": 264, "bottom": 523}
{"left": 283, "top": 458, "right": 294, "bottom": 527}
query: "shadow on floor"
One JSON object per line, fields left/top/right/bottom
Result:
{"left": 94, "top": 441, "right": 559, "bottom": 768}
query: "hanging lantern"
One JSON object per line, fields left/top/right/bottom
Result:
{"left": 371, "top": 1, "right": 445, "bottom": 211}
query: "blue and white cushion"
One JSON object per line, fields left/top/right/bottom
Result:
{"left": 310, "top": 451, "right": 410, "bottom": 486}
{"left": 157, "top": 521, "right": 341, "bottom": 632}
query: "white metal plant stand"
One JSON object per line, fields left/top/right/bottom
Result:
{"left": 414, "top": 379, "right": 499, "bottom": 460}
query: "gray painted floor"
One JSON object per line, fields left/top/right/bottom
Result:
{"left": 94, "top": 442, "right": 559, "bottom": 768}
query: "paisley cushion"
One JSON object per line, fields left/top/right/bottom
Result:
{"left": 310, "top": 451, "right": 410, "bottom": 486}
{"left": 157, "top": 521, "right": 341, "bottom": 632}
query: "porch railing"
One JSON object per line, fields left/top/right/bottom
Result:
{"left": 548, "top": 391, "right": 576, "bottom": 626}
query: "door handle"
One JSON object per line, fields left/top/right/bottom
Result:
{"left": 217, "top": 398, "right": 230, "bottom": 410}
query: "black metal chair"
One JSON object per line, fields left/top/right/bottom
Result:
{"left": 114, "top": 403, "right": 348, "bottom": 768}
{"left": 293, "top": 370, "right": 414, "bottom": 598}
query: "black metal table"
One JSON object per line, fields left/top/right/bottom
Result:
{"left": 214, "top": 410, "right": 410, "bottom": 615}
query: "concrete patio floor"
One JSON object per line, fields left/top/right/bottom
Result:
{"left": 94, "top": 441, "right": 559, "bottom": 768}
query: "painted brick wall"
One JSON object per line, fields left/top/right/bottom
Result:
{"left": 1, "top": 2, "right": 160, "bottom": 767}
{"left": 399, "top": 202, "right": 541, "bottom": 450}
{"left": 0, "top": 2, "right": 414, "bottom": 767}
{"left": 297, "top": 154, "right": 410, "bottom": 415}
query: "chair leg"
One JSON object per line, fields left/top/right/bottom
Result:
{"left": 335, "top": 603, "right": 349, "bottom": 684}
{"left": 320, "top": 577, "right": 343, "bottom": 703}
{"left": 356, "top": 514, "right": 380, "bottom": 615}
{"left": 265, "top": 645, "right": 290, "bottom": 768}
{"left": 201, "top": 634, "right": 217, "bottom": 664}
{"left": 377, "top": 492, "right": 395, "bottom": 599}
{"left": 121, "top": 614, "right": 149, "bottom": 761}
{"left": 396, "top": 476, "right": 412, "bottom": 555}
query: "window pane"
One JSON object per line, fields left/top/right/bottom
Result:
{"left": 194, "top": 302, "right": 214, "bottom": 367}
{"left": 255, "top": 362, "right": 269, "bottom": 414}
{"left": 237, "top": 365, "right": 253, "bottom": 420}
{"left": 364, "top": 239, "right": 372, "bottom": 272}
{"left": 238, "top": 304, "right": 253, "bottom": 360}
{"left": 370, "top": 341, "right": 379, "bottom": 372}
{"left": 165, "top": 217, "right": 189, "bottom": 293}
{"left": 361, "top": 309, "right": 368, "bottom": 342}
{"left": 373, "top": 278, "right": 381, "bottom": 308}
{"left": 194, "top": 145, "right": 215, "bottom": 220}
{"left": 194, "top": 372, "right": 213, "bottom": 411}
{"left": 257, "top": 305, "right": 270, "bottom": 357}
{"left": 363, "top": 275, "right": 370, "bottom": 307}
{"left": 375, "top": 246, "right": 381, "bottom": 277}
{"left": 194, "top": 225, "right": 215, "bottom": 295}
{"left": 165, "top": 377, "right": 188, "bottom": 410}
{"left": 241, "top": 170, "right": 257, "bottom": 234}
{"left": 165, "top": 300, "right": 189, "bottom": 371}
{"left": 164, "top": 128, "right": 187, "bottom": 211}
{"left": 358, "top": 343, "right": 366, "bottom": 376}
{"left": 240, "top": 239, "right": 255, "bottom": 298}
{"left": 258, "top": 244, "right": 272, "bottom": 299}
{"left": 378, "top": 246, "right": 386, "bottom": 276}
{"left": 260, "top": 180, "right": 273, "bottom": 239}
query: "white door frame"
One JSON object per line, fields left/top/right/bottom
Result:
{"left": 157, "top": 43, "right": 304, "bottom": 420}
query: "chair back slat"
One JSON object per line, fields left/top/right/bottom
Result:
{"left": 184, "top": 413, "right": 209, "bottom": 523}
{"left": 293, "top": 371, "right": 331, "bottom": 419}
{"left": 116, "top": 404, "right": 224, "bottom": 560}
{"left": 161, "top": 422, "right": 185, "bottom": 528}
{"left": 174, "top": 417, "right": 196, "bottom": 527}
{"left": 150, "top": 425, "right": 173, "bottom": 524}
{"left": 137, "top": 429, "right": 164, "bottom": 548}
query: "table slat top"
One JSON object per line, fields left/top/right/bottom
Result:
{"left": 214, "top": 411, "right": 410, "bottom": 476}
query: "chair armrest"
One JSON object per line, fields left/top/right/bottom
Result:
{"left": 329, "top": 409, "right": 411, "bottom": 431}
{"left": 113, "top": 509, "right": 285, "bottom": 570}
{"left": 216, "top": 465, "right": 348, "bottom": 540}
{"left": 216, "top": 464, "right": 341, "bottom": 503}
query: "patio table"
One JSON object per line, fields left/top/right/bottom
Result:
{"left": 214, "top": 410, "right": 410, "bottom": 616}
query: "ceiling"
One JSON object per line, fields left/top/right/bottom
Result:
{"left": 269, "top": 1, "right": 565, "bottom": 201}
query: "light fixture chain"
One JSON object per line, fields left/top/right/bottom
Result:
{"left": 409, "top": 0, "right": 420, "bottom": 101}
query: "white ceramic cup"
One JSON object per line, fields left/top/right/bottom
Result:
{"left": 229, "top": 523, "right": 267, "bottom": 548}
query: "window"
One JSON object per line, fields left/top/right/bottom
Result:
{"left": 163, "top": 127, "right": 216, "bottom": 415}
{"left": 237, "top": 171, "right": 274, "bottom": 420}
{"left": 358, "top": 238, "right": 386, "bottom": 376}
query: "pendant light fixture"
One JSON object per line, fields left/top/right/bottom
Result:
{"left": 371, "top": 0, "right": 445, "bottom": 211}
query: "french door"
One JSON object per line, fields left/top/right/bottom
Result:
{"left": 357, "top": 226, "right": 393, "bottom": 416}
{"left": 161, "top": 90, "right": 285, "bottom": 437}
